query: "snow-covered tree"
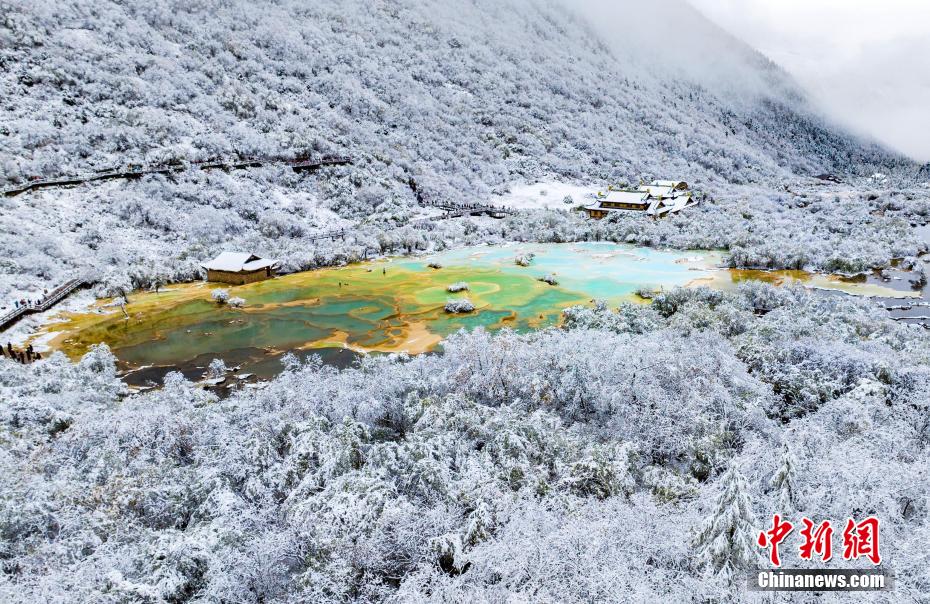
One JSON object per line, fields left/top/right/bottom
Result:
{"left": 207, "top": 358, "right": 227, "bottom": 378}
{"left": 692, "top": 462, "right": 759, "bottom": 583}
{"left": 770, "top": 441, "right": 799, "bottom": 514}
{"left": 99, "top": 270, "right": 133, "bottom": 302}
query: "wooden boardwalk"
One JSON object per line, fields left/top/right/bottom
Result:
{"left": 2, "top": 155, "right": 352, "bottom": 197}
{"left": 424, "top": 201, "right": 513, "bottom": 219}
{"left": 0, "top": 279, "right": 88, "bottom": 333}
{"left": 306, "top": 229, "right": 351, "bottom": 243}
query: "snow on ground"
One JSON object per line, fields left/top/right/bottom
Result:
{"left": 270, "top": 189, "right": 347, "bottom": 230}
{"left": 0, "top": 172, "right": 362, "bottom": 305}
{"left": 1, "top": 288, "right": 98, "bottom": 349}
{"left": 493, "top": 180, "right": 600, "bottom": 210}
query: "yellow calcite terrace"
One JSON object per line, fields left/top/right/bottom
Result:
{"left": 32, "top": 243, "right": 916, "bottom": 375}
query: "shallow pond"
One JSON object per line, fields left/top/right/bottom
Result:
{"left": 34, "top": 243, "right": 918, "bottom": 385}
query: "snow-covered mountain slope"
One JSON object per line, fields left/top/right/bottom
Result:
{"left": 0, "top": 0, "right": 910, "bottom": 198}
{"left": 2, "top": 0, "right": 926, "bottom": 303}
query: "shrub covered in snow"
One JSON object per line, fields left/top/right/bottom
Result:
{"left": 444, "top": 298, "right": 476, "bottom": 313}
{"left": 2, "top": 284, "right": 929, "bottom": 601}
{"left": 538, "top": 274, "right": 558, "bottom": 285}
{"left": 446, "top": 282, "right": 469, "bottom": 293}
{"left": 211, "top": 289, "right": 230, "bottom": 304}
{"left": 206, "top": 358, "right": 227, "bottom": 379}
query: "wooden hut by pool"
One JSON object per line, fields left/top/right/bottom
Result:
{"left": 202, "top": 252, "right": 279, "bottom": 285}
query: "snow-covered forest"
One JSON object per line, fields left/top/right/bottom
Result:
{"left": 3, "top": 177, "right": 929, "bottom": 302}
{"left": 0, "top": 0, "right": 902, "bottom": 184}
{"left": 2, "top": 0, "right": 930, "bottom": 601}
{"left": 2, "top": 0, "right": 927, "bottom": 299}
{"left": 2, "top": 284, "right": 929, "bottom": 601}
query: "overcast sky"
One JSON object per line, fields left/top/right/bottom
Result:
{"left": 689, "top": 0, "right": 930, "bottom": 162}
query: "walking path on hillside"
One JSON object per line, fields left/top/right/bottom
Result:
{"left": 2, "top": 155, "right": 352, "bottom": 197}
{"left": 0, "top": 279, "right": 89, "bottom": 333}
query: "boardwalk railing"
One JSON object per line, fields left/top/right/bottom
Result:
{"left": 2, "top": 155, "right": 352, "bottom": 197}
{"left": 424, "top": 201, "right": 514, "bottom": 218}
{"left": 0, "top": 279, "right": 87, "bottom": 333}
{"left": 306, "top": 229, "right": 350, "bottom": 243}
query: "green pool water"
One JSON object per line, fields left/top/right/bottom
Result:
{"left": 39, "top": 242, "right": 913, "bottom": 380}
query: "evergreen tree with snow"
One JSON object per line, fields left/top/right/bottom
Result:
{"left": 770, "top": 441, "right": 799, "bottom": 514}
{"left": 692, "top": 461, "right": 758, "bottom": 583}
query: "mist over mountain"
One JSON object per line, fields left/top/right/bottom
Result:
{"left": 572, "top": 0, "right": 794, "bottom": 97}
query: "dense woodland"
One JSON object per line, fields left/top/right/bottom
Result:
{"left": 2, "top": 178, "right": 929, "bottom": 302}
{"left": 0, "top": 0, "right": 904, "bottom": 185}
{"left": 2, "top": 0, "right": 930, "bottom": 601}
{"left": 2, "top": 284, "right": 929, "bottom": 601}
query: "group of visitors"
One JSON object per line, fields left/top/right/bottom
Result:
{"left": 1, "top": 287, "right": 66, "bottom": 364}
{"left": 11, "top": 289, "right": 50, "bottom": 311}
{"left": 1, "top": 342, "right": 41, "bottom": 364}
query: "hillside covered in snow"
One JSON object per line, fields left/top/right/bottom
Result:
{"left": 1, "top": 0, "right": 926, "bottom": 301}
{"left": 1, "top": 0, "right": 912, "bottom": 192}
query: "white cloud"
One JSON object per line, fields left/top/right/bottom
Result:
{"left": 688, "top": 0, "right": 930, "bottom": 161}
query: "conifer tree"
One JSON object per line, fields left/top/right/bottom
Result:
{"left": 693, "top": 461, "right": 759, "bottom": 583}
{"left": 770, "top": 441, "right": 799, "bottom": 514}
